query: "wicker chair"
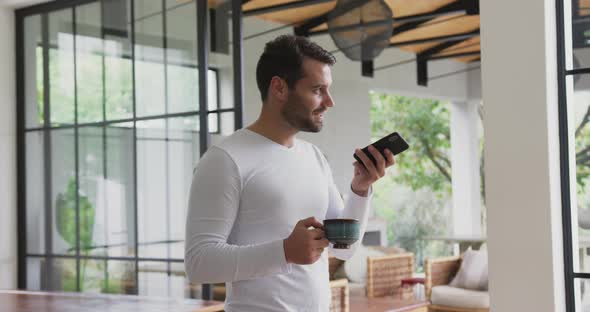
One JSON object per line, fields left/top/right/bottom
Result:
{"left": 424, "top": 256, "right": 489, "bottom": 312}
{"left": 329, "top": 251, "right": 414, "bottom": 298}
{"left": 329, "top": 278, "right": 349, "bottom": 312}
{"left": 366, "top": 252, "right": 415, "bottom": 298}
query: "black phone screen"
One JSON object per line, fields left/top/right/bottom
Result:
{"left": 353, "top": 132, "right": 409, "bottom": 167}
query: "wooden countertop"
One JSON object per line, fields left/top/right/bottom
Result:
{"left": 0, "top": 290, "right": 225, "bottom": 312}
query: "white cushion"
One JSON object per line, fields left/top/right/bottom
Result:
{"left": 431, "top": 285, "right": 489, "bottom": 309}
{"left": 342, "top": 245, "right": 386, "bottom": 284}
{"left": 449, "top": 247, "right": 488, "bottom": 290}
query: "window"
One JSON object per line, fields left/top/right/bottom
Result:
{"left": 557, "top": 0, "right": 590, "bottom": 310}
{"left": 370, "top": 92, "right": 453, "bottom": 269}
{"left": 16, "top": 0, "right": 242, "bottom": 299}
{"left": 369, "top": 92, "right": 486, "bottom": 270}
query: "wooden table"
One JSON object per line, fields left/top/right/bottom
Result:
{"left": 350, "top": 294, "right": 428, "bottom": 312}
{"left": 0, "top": 290, "right": 225, "bottom": 312}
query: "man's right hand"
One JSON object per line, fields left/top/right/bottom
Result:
{"left": 283, "top": 217, "right": 330, "bottom": 265}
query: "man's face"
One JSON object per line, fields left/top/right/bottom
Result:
{"left": 281, "top": 58, "right": 334, "bottom": 133}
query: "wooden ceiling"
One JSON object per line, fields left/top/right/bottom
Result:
{"left": 242, "top": 0, "right": 480, "bottom": 63}
{"left": 243, "top": 0, "right": 337, "bottom": 24}
{"left": 581, "top": 0, "right": 590, "bottom": 16}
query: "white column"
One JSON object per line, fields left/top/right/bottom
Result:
{"left": 450, "top": 101, "right": 482, "bottom": 237}
{"left": 480, "top": 0, "right": 565, "bottom": 311}
{"left": 0, "top": 5, "right": 17, "bottom": 290}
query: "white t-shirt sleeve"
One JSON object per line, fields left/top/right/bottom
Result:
{"left": 321, "top": 152, "right": 372, "bottom": 260}
{"left": 184, "top": 147, "right": 292, "bottom": 284}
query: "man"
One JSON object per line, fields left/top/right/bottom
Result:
{"left": 184, "top": 35, "right": 395, "bottom": 311}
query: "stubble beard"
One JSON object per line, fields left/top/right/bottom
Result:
{"left": 281, "top": 93, "right": 324, "bottom": 133}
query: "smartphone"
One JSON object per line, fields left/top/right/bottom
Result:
{"left": 353, "top": 132, "right": 409, "bottom": 167}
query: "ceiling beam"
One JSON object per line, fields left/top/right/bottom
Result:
{"left": 429, "top": 50, "right": 480, "bottom": 61}
{"left": 417, "top": 56, "right": 428, "bottom": 86}
{"left": 391, "top": 0, "right": 469, "bottom": 37}
{"left": 416, "top": 41, "right": 455, "bottom": 85}
{"left": 464, "top": 0, "right": 479, "bottom": 15}
{"left": 362, "top": 60, "right": 373, "bottom": 77}
{"left": 388, "top": 29, "right": 479, "bottom": 48}
{"left": 416, "top": 50, "right": 481, "bottom": 86}
{"left": 418, "top": 40, "right": 466, "bottom": 59}
{"left": 243, "top": 0, "right": 333, "bottom": 17}
{"left": 415, "top": 36, "right": 479, "bottom": 86}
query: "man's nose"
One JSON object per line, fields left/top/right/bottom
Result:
{"left": 324, "top": 93, "right": 334, "bottom": 107}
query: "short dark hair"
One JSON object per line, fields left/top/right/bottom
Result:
{"left": 256, "top": 35, "right": 336, "bottom": 102}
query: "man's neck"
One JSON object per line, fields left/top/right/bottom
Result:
{"left": 247, "top": 109, "right": 298, "bottom": 148}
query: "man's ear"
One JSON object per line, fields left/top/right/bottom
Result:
{"left": 269, "top": 76, "right": 289, "bottom": 102}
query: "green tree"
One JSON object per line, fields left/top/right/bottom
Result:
{"left": 370, "top": 92, "right": 590, "bottom": 248}
{"left": 371, "top": 92, "right": 590, "bottom": 200}
{"left": 370, "top": 92, "right": 455, "bottom": 267}
{"left": 370, "top": 92, "right": 453, "bottom": 197}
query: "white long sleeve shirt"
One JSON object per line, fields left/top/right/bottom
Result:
{"left": 184, "top": 129, "right": 372, "bottom": 312}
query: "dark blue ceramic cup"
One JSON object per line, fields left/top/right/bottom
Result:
{"left": 323, "top": 218, "right": 360, "bottom": 249}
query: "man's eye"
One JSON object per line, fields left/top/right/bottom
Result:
{"left": 313, "top": 89, "right": 321, "bottom": 94}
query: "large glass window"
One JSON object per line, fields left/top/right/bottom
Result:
{"left": 17, "top": 0, "right": 241, "bottom": 299}
{"left": 369, "top": 93, "right": 485, "bottom": 272}
{"left": 558, "top": 0, "right": 590, "bottom": 310}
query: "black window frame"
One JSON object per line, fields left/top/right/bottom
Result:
{"left": 15, "top": 0, "right": 244, "bottom": 300}
{"left": 557, "top": 0, "right": 590, "bottom": 310}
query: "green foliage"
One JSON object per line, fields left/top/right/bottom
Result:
{"left": 36, "top": 49, "right": 134, "bottom": 124}
{"left": 370, "top": 92, "right": 452, "bottom": 196}
{"left": 58, "top": 259, "right": 131, "bottom": 294}
{"left": 370, "top": 92, "right": 454, "bottom": 267}
{"left": 576, "top": 108, "right": 590, "bottom": 195}
{"left": 48, "top": 50, "right": 76, "bottom": 125}
{"left": 101, "top": 278, "right": 125, "bottom": 294}
{"left": 373, "top": 176, "right": 452, "bottom": 266}
{"left": 61, "top": 269, "right": 77, "bottom": 292}
{"left": 55, "top": 177, "right": 95, "bottom": 251}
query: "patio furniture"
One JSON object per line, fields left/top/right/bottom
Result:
{"left": 329, "top": 249, "right": 414, "bottom": 299}
{"left": 367, "top": 253, "right": 415, "bottom": 298}
{"left": 424, "top": 256, "right": 489, "bottom": 312}
{"left": 330, "top": 278, "right": 350, "bottom": 312}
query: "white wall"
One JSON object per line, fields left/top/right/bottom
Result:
{"left": 241, "top": 17, "right": 473, "bottom": 191}
{"left": 480, "top": 0, "right": 565, "bottom": 310}
{"left": 450, "top": 100, "right": 482, "bottom": 237}
{"left": 0, "top": 5, "right": 17, "bottom": 289}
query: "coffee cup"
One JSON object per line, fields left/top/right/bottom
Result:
{"left": 323, "top": 218, "right": 360, "bottom": 249}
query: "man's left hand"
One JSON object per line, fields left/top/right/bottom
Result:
{"left": 351, "top": 146, "right": 396, "bottom": 197}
